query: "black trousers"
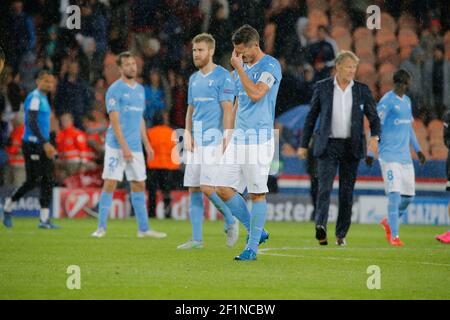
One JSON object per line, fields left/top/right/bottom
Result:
{"left": 316, "top": 139, "right": 360, "bottom": 238}
{"left": 146, "top": 169, "right": 173, "bottom": 218}
{"left": 307, "top": 147, "right": 319, "bottom": 221}
{"left": 11, "top": 142, "right": 54, "bottom": 208}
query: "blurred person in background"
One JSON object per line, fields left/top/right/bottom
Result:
{"left": 146, "top": 111, "right": 180, "bottom": 218}
{"left": 400, "top": 47, "right": 426, "bottom": 118}
{"left": 55, "top": 61, "right": 94, "bottom": 129}
{"left": 3, "top": 70, "right": 58, "bottom": 229}
{"left": 5, "top": 0, "right": 36, "bottom": 74}
{"left": 423, "top": 44, "right": 450, "bottom": 121}
{"left": 143, "top": 69, "right": 167, "bottom": 128}
{"left": 4, "top": 113, "right": 25, "bottom": 188}
{"left": 55, "top": 113, "right": 89, "bottom": 184}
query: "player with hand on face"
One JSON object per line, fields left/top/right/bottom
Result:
{"left": 216, "top": 25, "right": 282, "bottom": 261}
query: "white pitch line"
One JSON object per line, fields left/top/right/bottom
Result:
{"left": 259, "top": 247, "right": 450, "bottom": 268}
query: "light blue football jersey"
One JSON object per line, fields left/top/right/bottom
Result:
{"left": 188, "top": 65, "right": 235, "bottom": 146}
{"left": 105, "top": 79, "right": 146, "bottom": 152}
{"left": 23, "top": 89, "right": 51, "bottom": 144}
{"left": 377, "top": 90, "right": 420, "bottom": 164}
{"left": 233, "top": 54, "right": 282, "bottom": 145}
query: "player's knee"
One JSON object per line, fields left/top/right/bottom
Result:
{"left": 250, "top": 193, "right": 266, "bottom": 202}
{"left": 131, "top": 181, "right": 146, "bottom": 193}
{"left": 200, "top": 185, "right": 214, "bottom": 196}
{"left": 215, "top": 186, "right": 233, "bottom": 201}
{"left": 103, "top": 180, "right": 117, "bottom": 193}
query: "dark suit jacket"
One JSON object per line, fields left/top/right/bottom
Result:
{"left": 300, "top": 77, "right": 380, "bottom": 159}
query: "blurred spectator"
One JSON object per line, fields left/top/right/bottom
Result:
{"left": 159, "top": 11, "right": 184, "bottom": 70}
{"left": 55, "top": 113, "right": 89, "bottom": 184}
{"left": 44, "top": 25, "right": 59, "bottom": 60}
{"left": 78, "top": 3, "right": 108, "bottom": 56}
{"left": 55, "top": 61, "right": 94, "bottom": 129}
{"left": 423, "top": 44, "right": 450, "bottom": 121}
{"left": 420, "top": 18, "right": 444, "bottom": 59}
{"left": 208, "top": 2, "right": 233, "bottom": 66}
{"left": 143, "top": 69, "right": 167, "bottom": 127}
{"left": 400, "top": 47, "right": 426, "bottom": 118}
{"left": 5, "top": 0, "right": 36, "bottom": 74}
{"left": 266, "top": 0, "right": 305, "bottom": 64}
{"left": 275, "top": 57, "right": 308, "bottom": 115}
{"left": 108, "top": 0, "right": 130, "bottom": 54}
{"left": 82, "top": 112, "right": 106, "bottom": 165}
{"left": 229, "top": 0, "right": 270, "bottom": 41}
{"left": 311, "top": 26, "right": 338, "bottom": 67}
{"left": 169, "top": 71, "right": 188, "bottom": 129}
{"left": 146, "top": 111, "right": 180, "bottom": 218}
{"left": 4, "top": 113, "right": 25, "bottom": 187}
{"left": 142, "top": 38, "right": 163, "bottom": 78}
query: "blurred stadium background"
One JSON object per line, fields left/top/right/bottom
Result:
{"left": 0, "top": 0, "right": 448, "bottom": 225}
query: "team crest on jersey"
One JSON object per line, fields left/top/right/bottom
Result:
{"left": 395, "top": 105, "right": 401, "bottom": 110}
{"left": 108, "top": 98, "right": 116, "bottom": 106}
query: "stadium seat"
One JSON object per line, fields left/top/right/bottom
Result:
{"left": 398, "top": 13, "right": 418, "bottom": 32}
{"left": 398, "top": 28, "right": 419, "bottom": 48}
{"left": 308, "top": 10, "right": 329, "bottom": 28}
{"left": 427, "top": 120, "right": 444, "bottom": 135}
{"left": 377, "top": 45, "right": 400, "bottom": 66}
{"left": 400, "top": 47, "right": 413, "bottom": 61}
{"left": 376, "top": 30, "right": 397, "bottom": 47}
{"left": 380, "top": 12, "right": 397, "bottom": 33}
{"left": 444, "top": 30, "right": 450, "bottom": 45}
{"left": 431, "top": 146, "right": 448, "bottom": 160}
{"left": 103, "top": 52, "right": 120, "bottom": 86}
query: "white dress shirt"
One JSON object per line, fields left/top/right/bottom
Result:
{"left": 330, "top": 77, "right": 354, "bottom": 138}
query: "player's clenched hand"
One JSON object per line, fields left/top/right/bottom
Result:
{"left": 230, "top": 50, "right": 243, "bottom": 70}
{"left": 184, "top": 131, "right": 194, "bottom": 152}
{"left": 368, "top": 136, "right": 379, "bottom": 154}
{"left": 297, "top": 147, "right": 308, "bottom": 160}
{"left": 365, "top": 156, "right": 374, "bottom": 167}
{"left": 122, "top": 146, "right": 133, "bottom": 162}
{"left": 43, "top": 142, "right": 57, "bottom": 159}
{"left": 418, "top": 151, "right": 426, "bottom": 165}
{"left": 146, "top": 147, "right": 154, "bottom": 161}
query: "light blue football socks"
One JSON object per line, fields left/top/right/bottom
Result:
{"left": 189, "top": 192, "right": 204, "bottom": 241}
{"left": 247, "top": 200, "right": 268, "bottom": 253}
{"left": 225, "top": 193, "right": 251, "bottom": 232}
{"left": 98, "top": 192, "right": 113, "bottom": 229}
{"left": 208, "top": 192, "right": 236, "bottom": 228}
{"left": 131, "top": 192, "right": 149, "bottom": 232}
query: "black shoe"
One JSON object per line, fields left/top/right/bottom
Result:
{"left": 336, "top": 237, "right": 347, "bottom": 246}
{"left": 315, "top": 225, "right": 328, "bottom": 245}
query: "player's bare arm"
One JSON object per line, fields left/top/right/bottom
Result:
{"left": 141, "top": 118, "right": 154, "bottom": 161}
{"left": 184, "top": 104, "right": 194, "bottom": 152}
{"left": 109, "top": 111, "right": 132, "bottom": 162}
{"left": 221, "top": 100, "right": 234, "bottom": 151}
{"left": 230, "top": 50, "right": 270, "bottom": 102}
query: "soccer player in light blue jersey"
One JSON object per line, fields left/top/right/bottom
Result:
{"left": 370, "top": 69, "right": 426, "bottom": 246}
{"left": 178, "top": 33, "right": 239, "bottom": 249}
{"left": 216, "top": 25, "right": 282, "bottom": 261}
{"left": 91, "top": 52, "right": 166, "bottom": 239}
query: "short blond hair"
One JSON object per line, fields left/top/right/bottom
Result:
{"left": 192, "top": 33, "right": 215, "bottom": 50}
{"left": 335, "top": 50, "right": 360, "bottom": 65}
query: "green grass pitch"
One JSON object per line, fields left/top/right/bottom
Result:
{"left": 0, "top": 218, "right": 449, "bottom": 300}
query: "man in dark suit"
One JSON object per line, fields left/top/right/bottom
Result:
{"left": 298, "top": 51, "right": 380, "bottom": 246}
